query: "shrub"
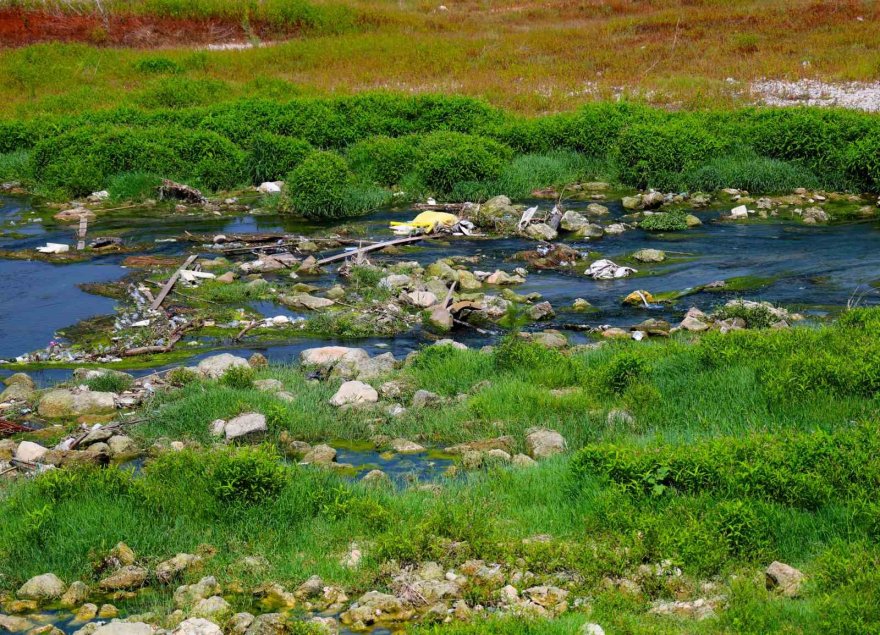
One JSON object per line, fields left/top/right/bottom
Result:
{"left": 133, "top": 56, "right": 183, "bottom": 75}
{"left": 107, "top": 172, "right": 163, "bottom": 202}
{"left": 220, "top": 365, "right": 255, "bottom": 390}
{"left": 347, "top": 135, "right": 419, "bottom": 186}
{"left": 639, "top": 211, "right": 688, "bottom": 232}
{"left": 211, "top": 447, "right": 287, "bottom": 507}
{"left": 845, "top": 132, "right": 880, "bottom": 191}
{"left": 683, "top": 155, "right": 820, "bottom": 193}
{"left": 601, "top": 351, "right": 648, "bottom": 394}
{"left": 713, "top": 301, "right": 778, "bottom": 329}
{"left": 246, "top": 133, "right": 312, "bottom": 184}
{"left": 0, "top": 151, "right": 32, "bottom": 182}
{"left": 616, "top": 117, "right": 726, "bottom": 189}
{"left": 167, "top": 367, "right": 199, "bottom": 387}
{"left": 84, "top": 372, "right": 133, "bottom": 393}
{"left": 413, "top": 132, "right": 513, "bottom": 195}
{"left": 283, "top": 150, "right": 383, "bottom": 219}
{"left": 137, "top": 77, "right": 228, "bottom": 110}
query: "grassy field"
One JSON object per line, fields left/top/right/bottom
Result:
{"left": 0, "top": 0, "right": 878, "bottom": 115}
{"left": 2, "top": 311, "right": 880, "bottom": 632}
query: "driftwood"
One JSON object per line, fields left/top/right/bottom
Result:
{"left": 122, "top": 319, "right": 202, "bottom": 357}
{"left": 413, "top": 202, "right": 470, "bottom": 212}
{"left": 150, "top": 254, "right": 198, "bottom": 311}
{"left": 316, "top": 235, "right": 432, "bottom": 265}
{"left": 234, "top": 321, "right": 259, "bottom": 342}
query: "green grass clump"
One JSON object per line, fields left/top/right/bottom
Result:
{"left": 220, "top": 365, "right": 255, "bottom": 390}
{"left": 639, "top": 211, "right": 689, "bottom": 232}
{"left": 84, "top": 372, "right": 133, "bottom": 393}
{"left": 132, "top": 56, "right": 182, "bottom": 75}
{"left": 683, "top": 155, "right": 821, "bottom": 193}
{"left": 413, "top": 132, "right": 513, "bottom": 197}
{"left": 246, "top": 133, "right": 312, "bottom": 185}
{"left": 346, "top": 134, "right": 419, "bottom": 187}
{"left": 107, "top": 171, "right": 163, "bottom": 202}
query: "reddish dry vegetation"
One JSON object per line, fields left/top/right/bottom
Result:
{"left": 0, "top": 9, "right": 288, "bottom": 47}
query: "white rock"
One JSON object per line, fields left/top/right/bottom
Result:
{"left": 14, "top": 440, "right": 48, "bottom": 463}
{"left": 257, "top": 181, "right": 282, "bottom": 194}
{"left": 224, "top": 413, "right": 267, "bottom": 441}
{"left": 173, "top": 619, "right": 222, "bottom": 635}
{"left": 36, "top": 242, "right": 70, "bottom": 254}
{"left": 330, "top": 381, "right": 378, "bottom": 407}
{"left": 197, "top": 354, "right": 249, "bottom": 378}
{"left": 729, "top": 204, "right": 749, "bottom": 219}
{"left": 92, "top": 623, "right": 154, "bottom": 635}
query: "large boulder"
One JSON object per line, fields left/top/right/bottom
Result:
{"left": 38, "top": 389, "right": 116, "bottom": 418}
{"left": 99, "top": 565, "right": 148, "bottom": 591}
{"left": 14, "top": 441, "right": 48, "bottom": 463}
{"left": 92, "top": 623, "right": 154, "bottom": 635}
{"left": 1, "top": 382, "right": 33, "bottom": 402}
{"left": 17, "top": 573, "right": 67, "bottom": 601}
{"left": 525, "top": 428, "right": 566, "bottom": 459}
{"left": 559, "top": 211, "right": 589, "bottom": 232}
{"left": 329, "top": 381, "right": 378, "bottom": 407}
{"left": 525, "top": 223, "right": 558, "bottom": 241}
{"left": 197, "top": 354, "right": 249, "bottom": 379}
{"left": 300, "top": 347, "right": 369, "bottom": 372}
{"left": 4, "top": 373, "right": 35, "bottom": 389}
{"left": 302, "top": 444, "right": 337, "bottom": 465}
{"left": 224, "top": 413, "right": 267, "bottom": 441}
{"left": 765, "top": 561, "right": 804, "bottom": 597}
{"left": 173, "top": 619, "right": 222, "bottom": 635}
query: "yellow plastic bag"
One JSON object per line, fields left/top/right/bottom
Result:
{"left": 390, "top": 211, "right": 459, "bottom": 233}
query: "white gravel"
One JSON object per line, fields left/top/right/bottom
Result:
{"left": 749, "top": 79, "right": 880, "bottom": 113}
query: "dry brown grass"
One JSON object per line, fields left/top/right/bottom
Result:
{"left": 0, "top": 0, "right": 877, "bottom": 114}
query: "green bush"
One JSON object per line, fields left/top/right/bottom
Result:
{"left": 572, "top": 422, "right": 880, "bottom": 509}
{"left": 211, "top": 447, "right": 287, "bottom": 507}
{"left": 600, "top": 351, "right": 648, "bottom": 394}
{"left": 133, "top": 56, "right": 183, "bottom": 75}
{"left": 616, "top": 117, "right": 726, "bottom": 189}
{"left": 413, "top": 132, "right": 513, "bottom": 195}
{"left": 245, "top": 133, "right": 312, "bottom": 184}
{"left": 137, "top": 77, "right": 228, "bottom": 110}
{"left": 639, "top": 211, "right": 688, "bottom": 232}
{"left": 283, "top": 150, "right": 384, "bottom": 219}
{"left": 107, "top": 171, "right": 163, "bottom": 202}
{"left": 220, "top": 365, "right": 255, "bottom": 390}
{"left": 84, "top": 372, "right": 133, "bottom": 393}
{"left": 347, "top": 135, "right": 419, "bottom": 186}
{"left": 845, "top": 132, "right": 880, "bottom": 191}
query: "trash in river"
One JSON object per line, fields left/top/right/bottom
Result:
{"left": 36, "top": 242, "right": 70, "bottom": 254}
{"left": 390, "top": 211, "right": 468, "bottom": 235}
{"left": 588, "top": 259, "right": 637, "bottom": 280}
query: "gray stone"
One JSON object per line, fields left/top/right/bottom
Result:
{"left": 412, "top": 390, "right": 441, "bottom": 408}
{"left": 765, "top": 561, "right": 804, "bottom": 597}
{"left": 92, "top": 623, "right": 154, "bottom": 635}
{"left": 0, "top": 382, "right": 33, "bottom": 402}
{"left": 559, "top": 211, "right": 589, "bottom": 232}
{"left": 191, "top": 596, "right": 232, "bottom": 620}
{"left": 525, "top": 223, "right": 558, "bottom": 241}
{"left": 108, "top": 435, "right": 138, "bottom": 457}
{"left": 197, "top": 354, "right": 249, "bottom": 379}
{"left": 329, "top": 381, "right": 378, "bottom": 407}
{"left": 14, "top": 440, "right": 48, "bottom": 463}
{"left": 525, "top": 428, "right": 566, "bottom": 459}
{"left": 174, "top": 577, "right": 221, "bottom": 608}
{"left": 300, "top": 347, "right": 369, "bottom": 371}
{"left": 38, "top": 389, "right": 116, "bottom": 418}
{"left": 4, "top": 373, "right": 34, "bottom": 389}
{"left": 390, "top": 438, "right": 425, "bottom": 453}
{"left": 224, "top": 413, "right": 267, "bottom": 441}
{"left": 303, "top": 444, "right": 337, "bottom": 465}
{"left": 17, "top": 573, "right": 67, "bottom": 601}
{"left": 173, "top": 618, "right": 222, "bottom": 635}
{"left": 254, "top": 379, "right": 283, "bottom": 393}
{"left": 632, "top": 248, "right": 666, "bottom": 263}
{"left": 156, "top": 554, "right": 202, "bottom": 584}
{"left": 99, "top": 565, "right": 148, "bottom": 591}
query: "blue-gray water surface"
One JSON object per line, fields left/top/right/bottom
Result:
{"left": 2, "top": 194, "right": 878, "bottom": 384}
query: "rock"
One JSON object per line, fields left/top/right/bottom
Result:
{"left": 4, "top": 373, "right": 35, "bottom": 388}
{"left": 17, "top": 573, "right": 67, "bottom": 601}
{"left": 107, "top": 541, "right": 137, "bottom": 567}
{"left": 108, "top": 435, "right": 137, "bottom": 457}
{"left": 586, "top": 203, "right": 609, "bottom": 215}
{"left": 227, "top": 613, "right": 254, "bottom": 635}
{"left": 0, "top": 382, "right": 33, "bottom": 401}
{"left": 257, "top": 181, "right": 283, "bottom": 194}
{"left": 300, "top": 347, "right": 369, "bottom": 371}
{"left": 485, "top": 270, "right": 525, "bottom": 285}
{"left": 340, "top": 591, "right": 414, "bottom": 626}
{"left": 216, "top": 272, "right": 236, "bottom": 284}
{"left": 197, "top": 354, "right": 249, "bottom": 379}
{"left": 605, "top": 222, "right": 627, "bottom": 235}
{"left": 74, "top": 603, "right": 98, "bottom": 621}
{"left": 209, "top": 419, "right": 226, "bottom": 437}
{"left": 680, "top": 307, "right": 710, "bottom": 332}
{"left": 622, "top": 195, "right": 641, "bottom": 210}
{"left": 632, "top": 318, "right": 671, "bottom": 336}
{"left": 512, "top": 453, "right": 538, "bottom": 468}
{"left": 524, "top": 585, "right": 569, "bottom": 612}
{"left": 729, "top": 204, "right": 749, "bottom": 219}
{"left": 338, "top": 352, "right": 396, "bottom": 381}
{"left": 98, "top": 565, "right": 148, "bottom": 591}
{"left": 174, "top": 577, "right": 221, "bottom": 608}
{"left": 362, "top": 469, "right": 390, "bottom": 485}
{"left": 525, "top": 428, "right": 566, "bottom": 459}
{"left": 379, "top": 274, "right": 412, "bottom": 290}
{"left": 224, "top": 413, "right": 267, "bottom": 441}
{"left": 765, "top": 561, "right": 804, "bottom": 597}
{"left": 330, "top": 381, "right": 378, "bottom": 407}
{"left": 248, "top": 353, "right": 268, "bottom": 369}
{"left": 520, "top": 330, "right": 567, "bottom": 348}
{"left": 303, "top": 444, "right": 337, "bottom": 465}
{"left": 390, "top": 438, "right": 425, "bottom": 453}
{"left": 156, "top": 554, "right": 202, "bottom": 584}
{"left": 243, "top": 613, "right": 287, "bottom": 635}
{"left": 98, "top": 604, "right": 118, "bottom": 619}
{"left": 623, "top": 290, "right": 655, "bottom": 306}
{"left": 574, "top": 223, "right": 604, "bottom": 239}
{"left": 559, "top": 211, "right": 589, "bottom": 232}
{"left": 283, "top": 294, "right": 334, "bottom": 310}
{"left": 254, "top": 379, "right": 283, "bottom": 393}
{"left": 404, "top": 291, "right": 438, "bottom": 308}
{"left": 412, "top": 389, "right": 441, "bottom": 408}
{"left": 60, "top": 581, "right": 90, "bottom": 607}
{"left": 173, "top": 618, "right": 222, "bottom": 635}
{"left": 14, "top": 441, "right": 48, "bottom": 463}
{"left": 192, "top": 596, "right": 232, "bottom": 621}
{"left": 685, "top": 214, "right": 702, "bottom": 227}
{"left": 527, "top": 301, "right": 554, "bottom": 320}
{"left": 632, "top": 248, "right": 666, "bottom": 263}
{"left": 38, "top": 390, "right": 116, "bottom": 418}
{"left": 802, "top": 206, "right": 829, "bottom": 223}
{"left": 427, "top": 306, "right": 453, "bottom": 331}
{"left": 572, "top": 298, "right": 593, "bottom": 312}
{"left": 525, "top": 223, "right": 558, "bottom": 241}
{"left": 92, "top": 623, "right": 154, "bottom": 635}
{"left": 649, "top": 597, "right": 719, "bottom": 620}
{"left": 0, "top": 615, "right": 34, "bottom": 632}
{"left": 607, "top": 409, "right": 635, "bottom": 428}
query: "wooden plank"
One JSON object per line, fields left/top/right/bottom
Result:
{"left": 150, "top": 254, "right": 198, "bottom": 311}
{"left": 316, "top": 235, "right": 431, "bottom": 266}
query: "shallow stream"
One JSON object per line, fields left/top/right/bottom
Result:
{"left": 2, "top": 194, "right": 879, "bottom": 384}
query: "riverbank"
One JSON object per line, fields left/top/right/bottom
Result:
{"left": 2, "top": 309, "right": 880, "bottom": 633}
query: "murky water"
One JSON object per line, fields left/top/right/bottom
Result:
{"left": 2, "top": 194, "right": 879, "bottom": 382}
